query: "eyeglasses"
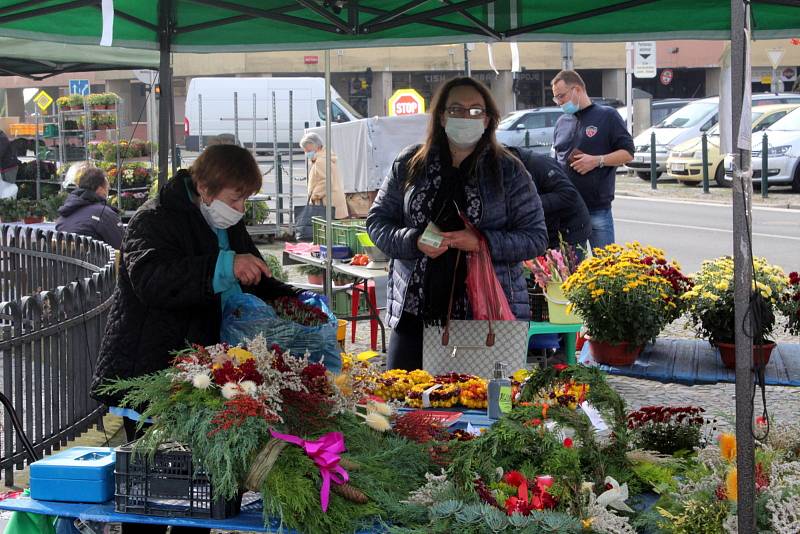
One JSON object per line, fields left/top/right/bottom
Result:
{"left": 552, "top": 86, "right": 575, "bottom": 104}
{"left": 445, "top": 105, "right": 486, "bottom": 118}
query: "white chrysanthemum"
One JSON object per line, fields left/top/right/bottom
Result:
{"left": 192, "top": 373, "right": 212, "bottom": 390}
{"left": 240, "top": 380, "right": 258, "bottom": 397}
{"left": 221, "top": 382, "right": 241, "bottom": 400}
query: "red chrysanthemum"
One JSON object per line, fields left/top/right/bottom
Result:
{"left": 503, "top": 470, "right": 526, "bottom": 488}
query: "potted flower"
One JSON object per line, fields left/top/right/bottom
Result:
{"left": 683, "top": 256, "right": 787, "bottom": 369}
{"left": 56, "top": 96, "right": 70, "bottom": 111}
{"left": 298, "top": 264, "right": 326, "bottom": 285}
{"left": 779, "top": 271, "right": 800, "bottom": 336}
{"left": 21, "top": 199, "right": 47, "bottom": 224}
{"left": 102, "top": 92, "right": 118, "bottom": 110}
{"left": 86, "top": 93, "right": 105, "bottom": 110}
{"left": 0, "top": 199, "right": 21, "bottom": 223}
{"left": 526, "top": 241, "right": 581, "bottom": 324}
{"left": 67, "top": 94, "right": 84, "bottom": 111}
{"left": 562, "top": 242, "right": 691, "bottom": 366}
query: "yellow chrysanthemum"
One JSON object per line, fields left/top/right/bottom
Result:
{"left": 227, "top": 347, "right": 254, "bottom": 363}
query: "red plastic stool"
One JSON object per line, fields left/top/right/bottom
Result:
{"left": 351, "top": 280, "right": 378, "bottom": 351}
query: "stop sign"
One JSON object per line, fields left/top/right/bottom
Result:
{"left": 388, "top": 89, "right": 426, "bottom": 117}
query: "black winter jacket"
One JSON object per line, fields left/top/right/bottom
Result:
{"left": 55, "top": 189, "right": 124, "bottom": 249}
{"left": 0, "top": 130, "right": 18, "bottom": 172}
{"left": 507, "top": 147, "right": 592, "bottom": 249}
{"left": 91, "top": 170, "right": 298, "bottom": 405}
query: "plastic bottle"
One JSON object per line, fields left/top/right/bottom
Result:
{"left": 487, "top": 361, "right": 512, "bottom": 420}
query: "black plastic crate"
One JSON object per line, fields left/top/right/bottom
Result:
{"left": 527, "top": 282, "right": 549, "bottom": 322}
{"left": 115, "top": 441, "right": 242, "bottom": 519}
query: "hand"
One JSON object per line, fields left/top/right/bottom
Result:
{"left": 417, "top": 236, "right": 449, "bottom": 259}
{"left": 570, "top": 153, "right": 601, "bottom": 175}
{"left": 439, "top": 228, "right": 481, "bottom": 252}
{"left": 233, "top": 254, "right": 272, "bottom": 286}
{"left": 309, "top": 195, "right": 323, "bottom": 204}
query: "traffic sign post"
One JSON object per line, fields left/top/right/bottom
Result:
{"left": 660, "top": 69, "right": 673, "bottom": 86}
{"left": 634, "top": 41, "right": 657, "bottom": 78}
{"left": 767, "top": 48, "right": 785, "bottom": 92}
{"left": 387, "top": 89, "right": 425, "bottom": 117}
{"left": 69, "top": 79, "right": 91, "bottom": 96}
{"left": 33, "top": 90, "right": 53, "bottom": 112}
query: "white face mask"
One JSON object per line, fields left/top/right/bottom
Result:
{"left": 445, "top": 117, "right": 486, "bottom": 148}
{"left": 199, "top": 198, "right": 244, "bottom": 229}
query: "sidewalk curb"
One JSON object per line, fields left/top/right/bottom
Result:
{"left": 616, "top": 188, "right": 800, "bottom": 210}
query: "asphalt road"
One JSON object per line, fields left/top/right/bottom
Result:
{"left": 614, "top": 195, "right": 800, "bottom": 273}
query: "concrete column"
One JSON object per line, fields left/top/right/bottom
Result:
{"left": 5, "top": 88, "right": 25, "bottom": 119}
{"left": 492, "top": 71, "right": 516, "bottom": 116}
{"left": 602, "top": 69, "right": 626, "bottom": 101}
{"left": 368, "top": 71, "right": 392, "bottom": 117}
{"left": 705, "top": 67, "right": 721, "bottom": 97}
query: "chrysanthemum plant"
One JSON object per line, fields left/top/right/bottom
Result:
{"left": 682, "top": 256, "right": 787, "bottom": 345}
{"left": 562, "top": 242, "right": 692, "bottom": 346}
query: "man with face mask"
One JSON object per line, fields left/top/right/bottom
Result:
{"left": 551, "top": 70, "right": 634, "bottom": 250}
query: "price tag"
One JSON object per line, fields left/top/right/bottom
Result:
{"left": 498, "top": 385, "right": 513, "bottom": 414}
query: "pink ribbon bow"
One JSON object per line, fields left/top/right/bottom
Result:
{"left": 270, "top": 429, "right": 349, "bottom": 512}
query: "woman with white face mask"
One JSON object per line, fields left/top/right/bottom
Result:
{"left": 92, "top": 145, "right": 301, "bottom": 480}
{"left": 300, "top": 132, "right": 349, "bottom": 219}
{"left": 367, "top": 77, "right": 548, "bottom": 370}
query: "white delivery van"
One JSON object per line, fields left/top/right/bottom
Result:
{"left": 626, "top": 93, "right": 800, "bottom": 180}
{"left": 184, "top": 77, "right": 362, "bottom": 151}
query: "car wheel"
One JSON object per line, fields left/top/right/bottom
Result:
{"left": 714, "top": 163, "right": 729, "bottom": 188}
{"left": 792, "top": 164, "right": 800, "bottom": 194}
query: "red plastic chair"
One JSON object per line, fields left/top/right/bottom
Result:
{"left": 351, "top": 280, "right": 378, "bottom": 350}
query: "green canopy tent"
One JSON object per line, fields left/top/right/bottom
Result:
{"left": 1, "top": 2, "right": 797, "bottom": 530}
{"left": 0, "top": 36, "right": 158, "bottom": 79}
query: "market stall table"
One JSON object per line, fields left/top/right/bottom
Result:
{"left": 283, "top": 251, "right": 388, "bottom": 352}
{"left": 527, "top": 322, "right": 583, "bottom": 365}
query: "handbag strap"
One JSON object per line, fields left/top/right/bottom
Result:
{"left": 440, "top": 245, "right": 495, "bottom": 348}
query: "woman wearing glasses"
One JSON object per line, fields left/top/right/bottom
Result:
{"left": 367, "top": 77, "right": 548, "bottom": 370}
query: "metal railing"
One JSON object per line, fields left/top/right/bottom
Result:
{"left": 0, "top": 225, "right": 116, "bottom": 486}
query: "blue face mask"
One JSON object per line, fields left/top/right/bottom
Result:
{"left": 306, "top": 150, "right": 316, "bottom": 160}
{"left": 561, "top": 100, "right": 579, "bottom": 115}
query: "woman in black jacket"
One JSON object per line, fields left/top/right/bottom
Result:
{"left": 92, "top": 146, "right": 298, "bottom": 534}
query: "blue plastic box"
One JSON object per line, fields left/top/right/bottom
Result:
{"left": 30, "top": 446, "right": 115, "bottom": 503}
{"left": 319, "top": 244, "right": 352, "bottom": 260}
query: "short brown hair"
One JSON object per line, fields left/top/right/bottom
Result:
{"left": 77, "top": 167, "right": 108, "bottom": 191}
{"left": 190, "top": 144, "right": 262, "bottom": 197}
{"left": 551, "top": 70, "right": 586, "bottom": 89}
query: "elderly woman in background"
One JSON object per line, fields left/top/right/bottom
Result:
{"left": 367, "top": 77, "right": 548, "bottom": 371}
{"left": 300, "top": 132, "right": 349, "bottom": 219}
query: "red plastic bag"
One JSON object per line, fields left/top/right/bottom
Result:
{"left": 465, "top": 222, "right": 515, "bottom": 321}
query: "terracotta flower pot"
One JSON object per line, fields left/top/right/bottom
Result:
{"left": 23, "top": 216, "right": 44, "bottom": 225}
{"left": 307, "top": 273, "right": 324, "bottom": 285}
{"left": 716, "top": 341, "right": 775, "bottom": 370}
{"left": 589, "top": 339, "right": 643, "bottom": 366}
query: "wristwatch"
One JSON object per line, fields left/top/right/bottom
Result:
{"left": 598, "top": 155, "right": 605, "bottom": 168}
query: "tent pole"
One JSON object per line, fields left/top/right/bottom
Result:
{"left": 731, "top": 1, "right": 756, "bottom": 532}
{"left": 157, "top": 0, "right": 174, "bottom": 189}
{"left": 324, "top": 49, "right": 333, "bottom": 304}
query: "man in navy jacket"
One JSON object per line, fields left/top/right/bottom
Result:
{"left": 551, "top": 70, "right": 634, "bottom": 250}
{"left": 56, "top": 167, "right": 123, "bottom": 249}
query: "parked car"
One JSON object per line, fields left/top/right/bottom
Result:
{"left": 626, "top": 93, "right": 800, "bottom": 181}
{"left": 666, "top": 104, "right": 799, "bottom": 186}
{"left": 617, "top": 98, "right": 694, "bottom": 131}
{"left": 724, "top": 106, "right": 800, "bottom": 192}
{"left": 495, "top": 107, "right": 563, "bottom": 152}
{"left": 591, "top": 97, "right": 624, "bottom": 108}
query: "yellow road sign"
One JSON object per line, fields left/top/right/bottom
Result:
{"left": 34, "top": 90, "right": 53, "bottom": 112}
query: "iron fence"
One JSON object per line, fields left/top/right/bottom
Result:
{"left": 0, "top": 225, "right": 116, "bottom": 486}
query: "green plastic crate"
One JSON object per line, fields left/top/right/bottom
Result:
{"left": 331, "top": 290, "right": 371, "bottom": 318}
{"left": 311, "top": 217, "right": 367, "bottom": 256}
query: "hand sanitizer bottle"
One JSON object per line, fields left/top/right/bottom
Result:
{"left": 487, "top": 362, "right": 512, "bottom": 420}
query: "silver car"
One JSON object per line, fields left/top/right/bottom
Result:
{"left": 496, "top": 107, "right": 563, "bottom": 153}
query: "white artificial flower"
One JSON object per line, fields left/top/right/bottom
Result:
{"left": 596, "top": 476, "right": 634, "bottom": 513}
{"left": 192, "top": 373, "right": 212, "bottom": 390}
{"left": 221, "top": 382, "right": 241, "bottom": 400}
{"left": 240, "top": 380, "right": 258, "bottom": 397}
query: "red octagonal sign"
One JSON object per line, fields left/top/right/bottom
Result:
{"left": 388, "top": 89, "right": 426, "bottom": 116}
